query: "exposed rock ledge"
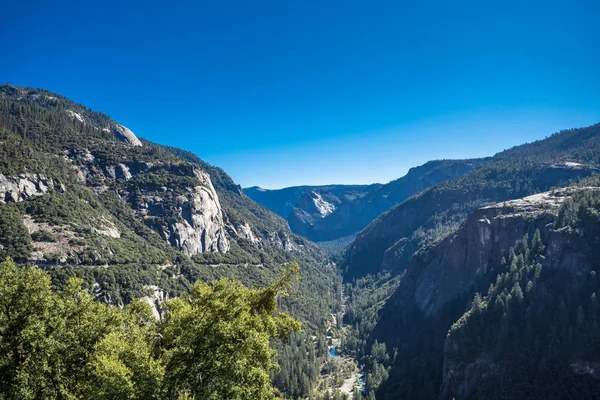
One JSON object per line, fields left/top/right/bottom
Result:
{"left": 411, "top": 187, "right": 595, "bottom": 317}
{"left": 140, "top": 285, "right": 168, "bottom": 320}
{"left": 0, "top": 173, "right": 64, "bottom": 203}
{"left": 137, "top": 168, "right": 230, "bottom": 255}
{"left": 111, "top": 123, "right": 143, "bottom": 147}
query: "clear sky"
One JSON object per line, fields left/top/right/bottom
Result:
{"left": 2, "top": 0, "right": 599, "bottom": 188}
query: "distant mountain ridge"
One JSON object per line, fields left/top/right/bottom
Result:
{"left": 342, "top": 123, "right": 600, "bottom": 279}
{"left": 243, "top": 184, "right": 380, "bottom": 219}
{"left": 300, "top": 158, "right": 486, "bottom": 241}
{"left": 246, "top": 159, "right": 484, "bottom": 242}
{"left": 243, "top": 184, "right": 381, "bottom": 239}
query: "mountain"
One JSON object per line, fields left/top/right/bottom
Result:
{"left": 301, "top": 159, "right": 486, "bottom": 242}
{"left": 244, "top": 184, "right": 380, "bottom": 220}
{"left": 0, "top": 84, "right": 350, "bottom": 398}
{"left": 338, "top": 122, "right": 600, "bottom": 398}
{"left": 244, "top": 184, "right": 381, "bottom": 237}
{"left": 247, "top": 159, "right": 484, "bottom": 243}
{"left": 371, "top": 187, "right": 600, "bottom": 399}
{"left": 0, "top": 84, "right": 342, "bottom": 328}
{"left": 3, "top": 83, "right": 600, "bottom": 399}
{"left": 342, "top": 123, "right": 600, "bottom": 279}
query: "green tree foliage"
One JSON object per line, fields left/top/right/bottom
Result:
{"left": 445, "top": 230, "right": 600, "bottom": 399}
{"left": 0, "top": 203, "right": 32, "bottom": 260}
{"left": 373, "top": 191, "right": 600, "bottom": 399}
{"left": 0, "top": 259, "right": 301, "bottom": 399}
{"left": 339, "top": 272, "right": 400, "bottom": 397}
{"left": 0, "top": 86, "right": 343, "bottom": 396}
{"left": 271, "top": 331, "right": 320, "bottom": 398}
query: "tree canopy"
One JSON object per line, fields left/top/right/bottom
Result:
{"left": 0, "top": 258, "right": 300, "bottom": 400}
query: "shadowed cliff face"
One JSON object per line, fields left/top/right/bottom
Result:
{"left": 408, "top": 189, "right": 587, "bottom": 317}
{"left": 343, "top": 161, "right": 600, "bottom": 280}
{"left": 372, "top": 188, "right": 600, "bottom": 399}
{"left": 439, "top": 190, "right": 600, "bottom": 399}
{"left": 304, "top": 159, "right": 484, "bottom": 242}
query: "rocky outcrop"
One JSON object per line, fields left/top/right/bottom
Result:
{"left": 135, "top": 168, "right": 230, "bottom": 255}
{"left": 65, "top": 146, "right": 230, "bottom": 255}
{"left": 0, "top": 173, "right": 63, "bottom": 203}
{"left": 267, "top": 230, "right": 296, "bottom": 251}
{"left": 409, "top": 189, "right": 585, "bottom": 317}
{"left": 227, "top": 221, "right": 261, "bottom": 245}
{"left": 68, "top": 149, "right": 149, "bottom": 184}
{"left": 65, "top": 109, "right": 86, "bottom": 123}
{"left": 140, "top": 285, "right": 168, "bottom": 320}
{"left": 111, "top": 124, "right": 143, "bottom": 147}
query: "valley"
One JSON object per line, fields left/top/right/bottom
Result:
{"left": 0, "top": 85, "right": 599, "bottom": 399}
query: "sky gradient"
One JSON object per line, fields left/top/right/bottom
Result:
{"left": 2, "top": 0, "right": 599, "bottom": 188}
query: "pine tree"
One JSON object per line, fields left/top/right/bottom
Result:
{"left": 531, "top": 228, "right": 545, "bottom": 257}
{"left": 511, "top": 282, "right": 524, "bottom": 303}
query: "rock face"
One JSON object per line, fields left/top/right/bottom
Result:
{"left": 167, "top": 170, "right": 230, "bottom": 255}
{"left": 404, "top": 189, "right": 584, "bottom": 317}
{"left": 65, "top": 146, "right": 231, "bottom": 256}
{"left": 0, "top": 173, "right": 63, "bottom": 203}
{"left": 227, "top": 221, "right": 261, "bottom": 245}
{"left": 111, "top": 124, "right": 143, "bottom": 147}
{"left": 140, "top": 285, "right": 168, "bottom": 320}
{"left": 131, "top": 167, "right": 230, "bottom": 255}
{"left": 244, "top": 184, "right": 381, "bottom": 239}
{"left": 373, "top": 188, "right": 599, "bottom": 399}
{"left": 267, "top": 230, "right": 296, "bottom": 251}
{"left": 65, "top": 109, "right": 86, "bottom": 123}
{"left": 437, "top": 190, "right": 600, "bottom": 399}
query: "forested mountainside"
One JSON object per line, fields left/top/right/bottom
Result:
{"left": 336, "top": 123, "right": 600, "bottom": 399}
{"left": 244, "top": 184, "right": 381, "bottom": 238}
{"left": 343, "top": 123, "right": 600, "bottom": 280}
{"left": 369, "top": 187, "right": 600, "bottom": 399}
{"left": 247, "top": 160, "right": 483, "bottom": 243}
{"left": 244, "top": 184, "right": 380, "bottom": 220}
{"left": 0, "top": 85, "right": 345, "bottom": 399}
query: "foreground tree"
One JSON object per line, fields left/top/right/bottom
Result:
{"left": 0, "top": 258, "right": 300, "bottom": 399}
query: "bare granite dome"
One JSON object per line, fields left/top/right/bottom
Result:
{"left": 111, "top": 123, "right": 143, "bottom": 147}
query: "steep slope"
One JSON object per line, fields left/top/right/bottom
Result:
{"left": 244, "top": 184, "right": 379, "bottom": 220}
{"left": 371, "top": 187, "right": 600, "bottom": 399}
{"left": 343, "top": 123, "right": 600, "bottom": 279}
{"left": 246, "top": 160, "right": 483, "bottom": 243}
{"left": 304, "top": 159, "right": 486, "bottom": 242}
{"left": 0, "top": 85, "right": 340, "bottom": 329}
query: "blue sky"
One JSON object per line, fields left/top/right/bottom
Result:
{"left": 2, "top": 0, "right": 599, "bottom": 188}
